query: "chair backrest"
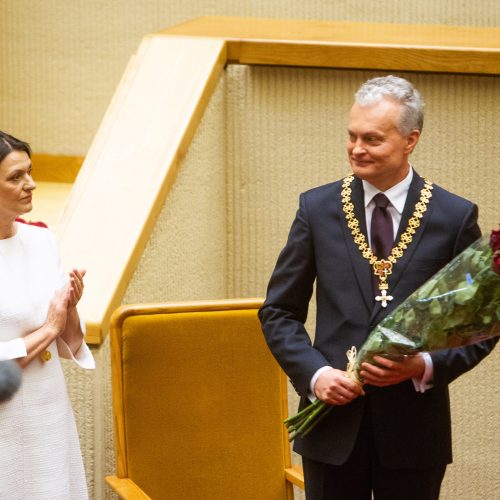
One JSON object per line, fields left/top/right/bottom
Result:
{"left": 110, "top": 299, "right": 293, "bottom": 499}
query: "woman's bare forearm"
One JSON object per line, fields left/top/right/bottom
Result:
{"left": 17, "top": 288, "right": 70, "bottom": 368}
{"left": 17, "top": 325, "right": 60, "bottom": 368}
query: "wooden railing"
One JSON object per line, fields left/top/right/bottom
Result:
{"left": 162, "top": 17, "right": 500, "bottom": 74}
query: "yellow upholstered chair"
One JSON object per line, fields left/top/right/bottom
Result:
{"left": 106, "top": 299, "right": 304, "bottom": 499}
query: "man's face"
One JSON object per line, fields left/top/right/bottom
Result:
{"left": 347, "top": 98, "right": 420, "bottom": 191}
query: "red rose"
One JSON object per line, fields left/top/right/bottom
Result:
{"left": 493, "top": 250, "right": 500, "bottom": 275}
{"left": 490, "top": 228, "right": 500, "bottom": 252}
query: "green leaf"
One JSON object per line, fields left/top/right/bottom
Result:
{"left": 429, "top": 299, "right": 442, "bottom": 316}
{"left": 453, "top": 281, "right": 479, "bottom": 305}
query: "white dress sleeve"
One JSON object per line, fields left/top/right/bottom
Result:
{"left": 0, "top": 338, "right": 28, "bottom": 361}
{"left": 56, "top": 337, "right": 95, "bottom": 369}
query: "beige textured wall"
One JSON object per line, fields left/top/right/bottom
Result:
{"left": 2, "top": 3, "right": 499, "bottom": 500}
{"left": 1, "top": 0, "right": 499, "bottom": 155}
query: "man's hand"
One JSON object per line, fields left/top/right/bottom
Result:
{"left": 314, "top": 367, "right": 365, "bottom": 405}
{"left": 360, "top": 354, "right": 425, "bottom": 387}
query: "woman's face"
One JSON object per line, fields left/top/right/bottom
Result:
{"left": 0, "top": 150, "right": 36, "bottom": 222}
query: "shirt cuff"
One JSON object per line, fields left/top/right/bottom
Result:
{"left": 0, "top": 338, "right": 28, "bottom": 361}
{"left": 412, "top": 352, "right": 434, "bottom": 393}
{"left": 57, "top": 338, "right": 95, "bottom": 369}
{"left": 309, "top": 366, "right": 332, "bottom": 402}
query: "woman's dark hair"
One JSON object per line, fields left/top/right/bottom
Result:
{"left": 0, "top": 131, "right": 31, "bottom": 164}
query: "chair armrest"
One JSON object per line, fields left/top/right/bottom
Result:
{"left": 285, "top": 464, "right": 305, "bottom": 490}
{"left": 105, "top": 476, "right": 152, "bottom": 499}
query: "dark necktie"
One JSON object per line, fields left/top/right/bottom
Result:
{"left": 371, "top": 193, "right": 393, "bottom": 259}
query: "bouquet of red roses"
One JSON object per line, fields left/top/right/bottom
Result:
{"left": 285, "top": 229, "right": 500, "bottom": 441}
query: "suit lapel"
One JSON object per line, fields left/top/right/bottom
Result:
{"left": 340, "top": 176, "right": 373, "bottom": 312}
{"left": 369, "top": 171, "right": 433, "bottom": 323}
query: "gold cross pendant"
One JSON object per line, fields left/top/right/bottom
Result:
{"left": 375, "top": 288, "right": 393, "bottom": 308}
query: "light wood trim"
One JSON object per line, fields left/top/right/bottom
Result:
{"left": 285, "top": 464, "right": 305, "bottom": 490}
{"left": 160, "top": 17, "right": 500, "bottom": 75}
{"left": 161, "top": 17, "right": 500, "bottom": 48}
{"left": 280, "top": 343, "right": 294, "bottom": 499}
{"left": 231, "top": 41, "right": 500, "bottom": 75}
{"left": 56, "top": 36, "right": 227, "bottom": 344}
{"left": 110, "top": 297, "right": 264, "bottom": 331}
{"left": 110, "top": 304, "right": 128, "bottom": 479}
{"left": 105, "top": 476, "right": 152, "bottom": 499}
{"left": 32, "top": 154, "right": 83, "bottom": 183}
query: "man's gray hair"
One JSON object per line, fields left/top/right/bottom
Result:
{"left": 355, "top": 75, "right": 424, "bottom": 135}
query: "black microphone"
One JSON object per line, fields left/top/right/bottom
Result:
{"left": 0, "top": 360, "right": 22, "bottom": 402}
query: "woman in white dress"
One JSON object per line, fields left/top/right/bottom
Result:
{"left": 0, "top": 131, "right": 94, "bottom": 499}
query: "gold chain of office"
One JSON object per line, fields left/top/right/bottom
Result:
{"left": 341, "top": 175, "right": 433, "bottom": 307}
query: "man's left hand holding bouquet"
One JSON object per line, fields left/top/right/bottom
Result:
{"left": 358, "top": 353, "right": 425, "bottom": 388}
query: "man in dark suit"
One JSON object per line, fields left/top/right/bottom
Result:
{"left": 259, "top": 75, "right": 497, "bottom": 500}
